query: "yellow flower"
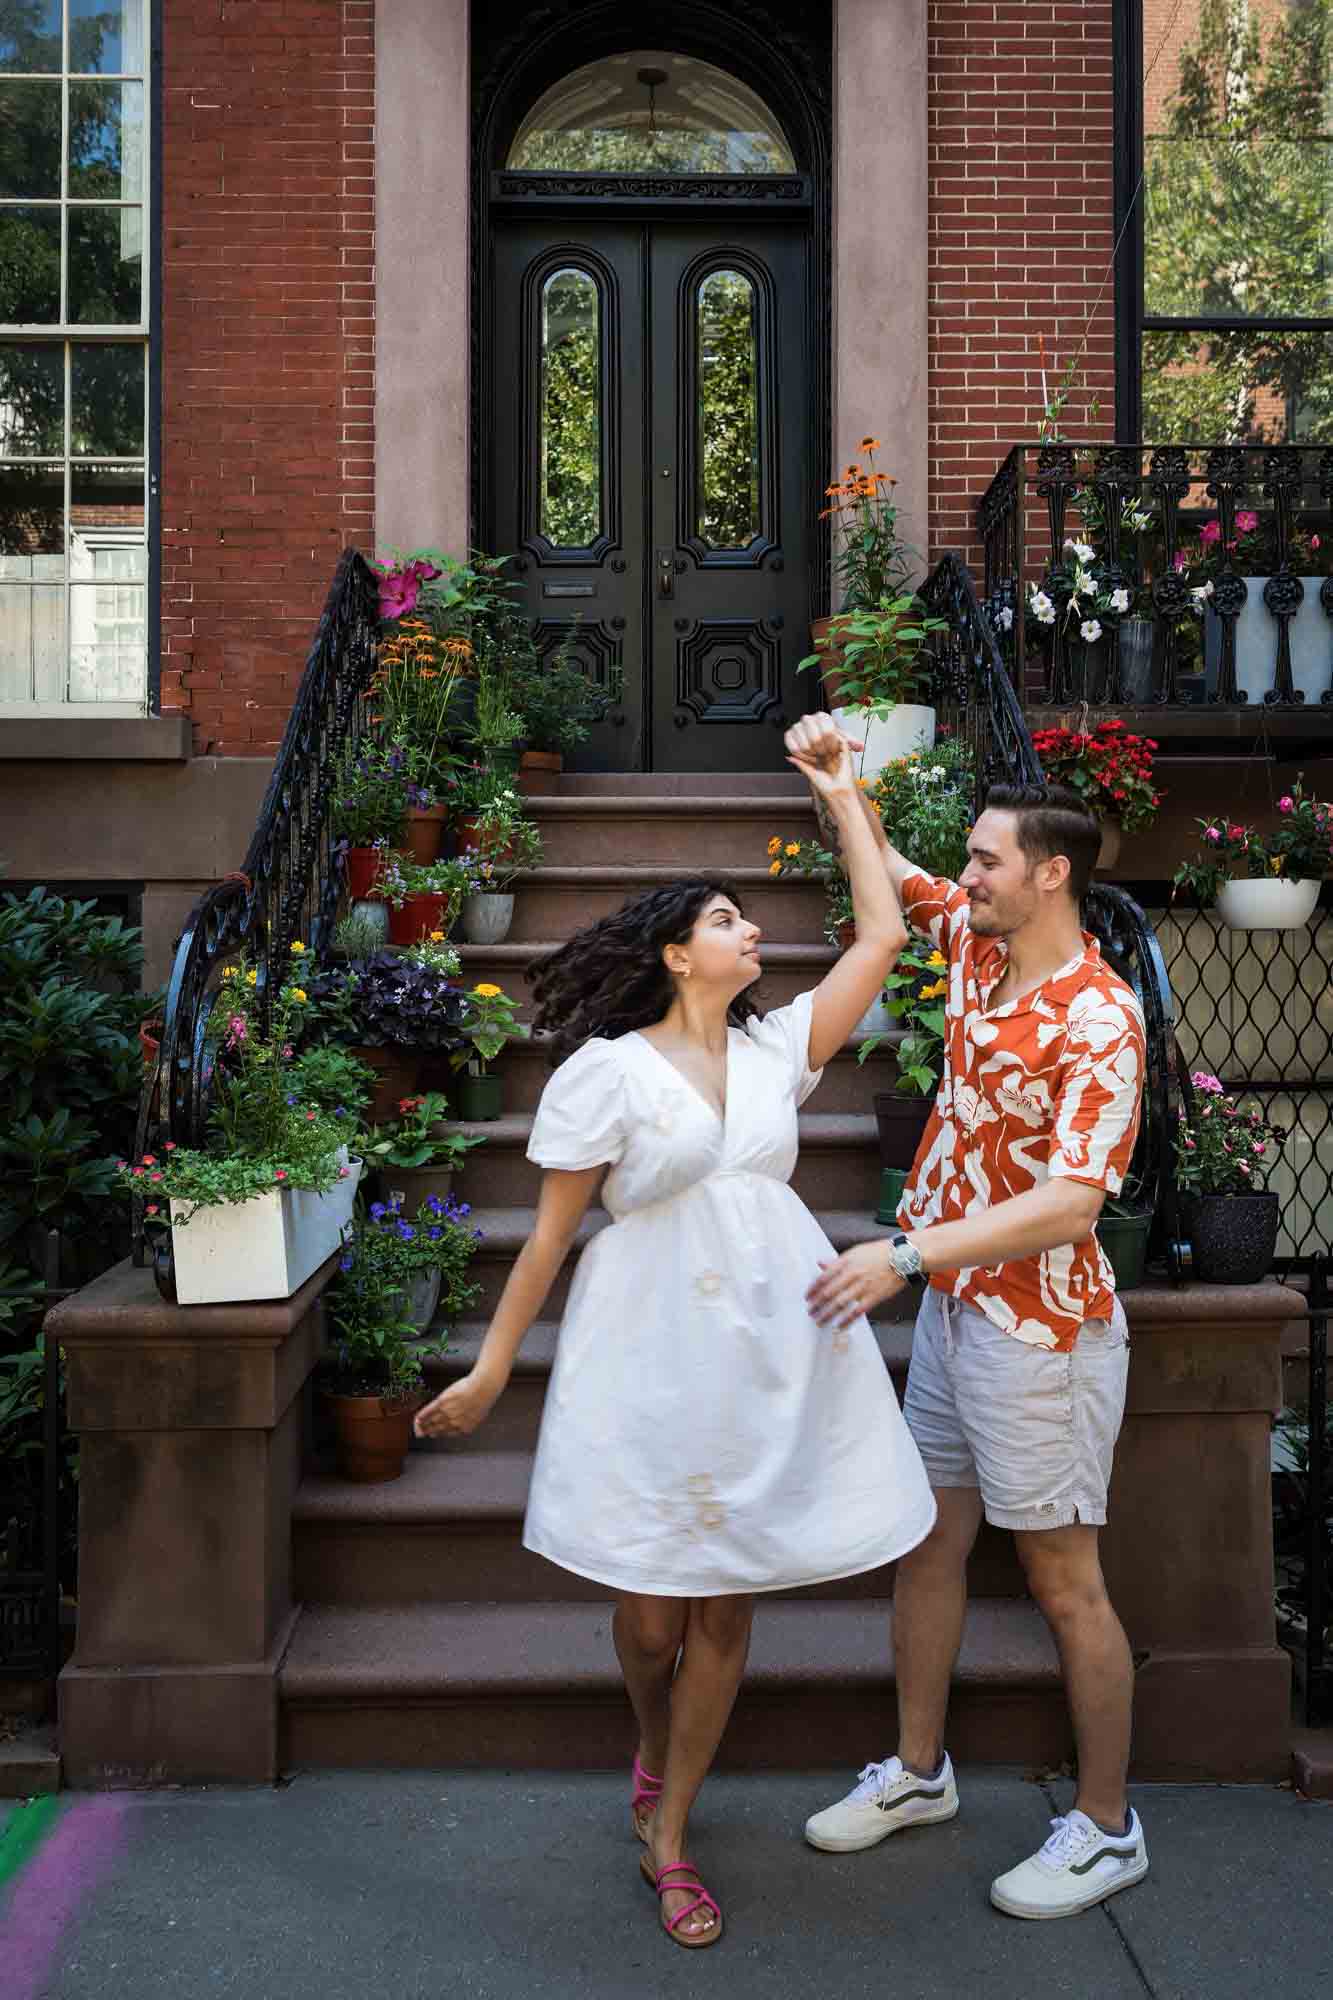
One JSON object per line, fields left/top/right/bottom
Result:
{"left": 767, "top": 836, "right": 782, "bottom": 856}
{"left": 926, "top": 949, "right": 947, "bottom": 969}
{"left": 1270, "top": 854, "right": 1283, "bottom": 875}
{"left": 290, "top": 988, "right": 308, "bottom": 1003}
{"left": 473, "top": 982, "right": 503, "bottom": 999}
{"left": 769, "top": 859, "right": 782, "bottom": 876}
{"left": 855, "top": 776, "right": 869, "bottom": 789}
{"left": 429, "top": 930, "right": 445, "bottom": 942}
{"left": 920, "top": 978, "right": 948, "bottom": 1000}
{"left": 784, "top": 842, "right": 801, "bottom": 857}
{"left": 290, "top": 940, "right": 306, "bottom": 955}
{"left": 222, "top": 964, "right": 237, "bottom": 981}
{"left": 245, "top": 969, "right": 258, "bottom": 986}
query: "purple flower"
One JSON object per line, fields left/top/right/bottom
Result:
{"left": 286, "top": 1094, "right": 297, "bottom": 1106}
{"left": 339, "top": 1252, "right": 355, "bottom": 1272}
{"left": 426, "top": 1194, "right": 444, "bottom": 1214}
{"left": 428, "top": 1226, "right": 442, "bottom": 1241}
{"left": 1191, "top": 1071, "right": 1224, "bottom": 1094}
{"left": 334, "top": 1106, "right": 346, "bottom": 1118}
{"left": 369, "top": 1201, "right": 386, "bottom": 1221}
{"left": 397, "top": 1222, "right": 416, "bottom": 1242}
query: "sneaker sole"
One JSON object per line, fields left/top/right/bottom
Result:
{"left": 804, "top": 1795, "right": 960, "bottom": 1853}
{"left": 990, "top": 1855, "right": 1149, "bottom": 1920}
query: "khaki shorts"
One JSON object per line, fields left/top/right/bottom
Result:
{"left": 902, "top": 1286, "right": 1130, "bottom": 1532}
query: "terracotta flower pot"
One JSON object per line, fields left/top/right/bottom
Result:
{"left": 810, "top": 614, "right": 852, "bottom": 709}
{"left": 344, "top": 846, "right": 386, "bottom": 901}
{"left": 404, "top": 805, "right": 448, "bottom": 865}
{"left": 349, "top": 1045, "right": 420, "bottom": 1123}
{"left": 324, "top": 1389, "right": 423, "bottom": 1482}
{"left": 517, "top": 749, "right": 563, "bottom": 796}
{"left": 387, "top": 892, "right": 450, "bottom": 946}
{"left": 872, "top": 1089, "right": 935, "bottom": 1170}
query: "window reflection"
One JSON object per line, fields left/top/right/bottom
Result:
{"left": 0, "top": 78, "right": 61, "bottom": 197}
{"left": 540, "top": 267, "right": 600, "bottom": 547}
{"left": 0, "top": 344, "right": 64, "bottom": 452}
{"left": 696, "top": 270, "right": 759, "bottom": 548}
{"left": 1142, "top": 330, "right": 1333, "bottom": 444}
{"left": 0, "top": 0, "right": 61, "bottom": 73}
{"left": 511, "top": 51, "right": 794, "bottom": 174}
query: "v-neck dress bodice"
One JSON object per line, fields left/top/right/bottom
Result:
{"left": 521, "top": 991, "right": 936, "bottom": 1596}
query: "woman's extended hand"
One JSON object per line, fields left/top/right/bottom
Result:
{"left": 784, "top": 714, "right": 864, "bottom": 801}
{"left": 413, "top": 1365, "right": 504, "bottom": 1439}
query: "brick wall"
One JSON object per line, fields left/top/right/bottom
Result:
{"left": 928, "top": 0, "right": 1118, "bottom": 571}
{"left": 159, "top": 0, "right": 374, "bottom": 753}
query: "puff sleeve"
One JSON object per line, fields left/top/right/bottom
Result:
{"left": 742, "top": 988, "right": 824, "bottom": 1107}
{"left": 526, "top": 1037, "right": 627, "bottom": 1172}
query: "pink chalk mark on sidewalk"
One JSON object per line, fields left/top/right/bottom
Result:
{"left": 0, "top": 1795, "right": 134, "bottom": 2000}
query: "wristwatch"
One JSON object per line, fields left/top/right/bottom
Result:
{"left": 886, "top": 1232, "right": 926, "bottom": 1286}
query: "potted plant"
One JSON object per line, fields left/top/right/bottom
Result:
{"left": 512, "top": 632, "right": 624, "bottom": 789}
{"left": 766, "top": 833, "right": 854, "bottom": 950}
{"left": 867, "top": 737, "right": 977, "bottom": 881}
{"left": 363, "top": 1090, "right": 486, "bottom": 1209}
{"left": 811, "top": 439, "right": 920, "bottom": 686}
{"left": 333, "top": 907, "right": 389, "bottom": 958}
{"left": 1025, "top": 534, "right": 1141, "bottom": 701}
{"left": 1174, "top": 1072, "right": 1286, "bottom": 1284}
{"left": 337, "top": 1182, "right": 483, "bottom": 1347}
{"left": 333, "top": 746, "right": 416, "bottom": 899}
{"left": 117, "top": 952, "right": 361, "bottom": 1305}
{"left": 797, "top": 591, "right": 949, "bottom": 781}
{"left": 450, "top": 982, "right": 526, "bottom": 1119}
{"left": 1028, "top": 719, "right": 1164, "bottom": 870}
{"left": 377, "top": 851, "right": 476, "bottom": 946}
{"left": 1095, "top": 1190, "right": 1154, "bottom": 1293}
{"left": 1185, "top": 510, "right": 1326, "bottom": 704}
{"left": 1172, "top": 779, "right": 1332, "bottom": 929}
{"left": 455, "top": 780, "right": 544, "bottom": 944}
{"left": 302, "top": 950, "right": 471, "bottom": 1120}
{"left": 322, "top": 1232, "right": 442, "bottom": 1482}
{"left": 856, "top": 935, "right": 948, "bottom": 1169}
{"left": 371, "top": 612, "right": 469, "bottom": 858}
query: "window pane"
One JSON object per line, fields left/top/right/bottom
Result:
{"left": 71, "top": 340, "right": 143, "bottom": 451}
{"left": 69, "top": 459, "right": 144, "bottom": 570}
{"left": 0, "top": 0, "right": 61, "bottom": 73}
{"left": 1142, "top": 329, "right": 1333, "bottom": 443}
{"left": 0, "top": 78, "right": 61, "bottom": 196}
{"left": 0, "top": 585, "right": 64, "bottom": 700}
{"left": 0, "top": 206, "right": 62, "bottom": 320}
{"left": 696, "top": 269, "right": 759, "bottom": 548}
{"left": 68, "top": 203, "right": 141, "bottom": 321}
{"left": 0, "top": 343, "right": 63, "bottom": 452}
{"left": 0, "top": 460, "right": 63, "bottom": 557}
{"left": 510, "top": 51, "right": 795, "bottom": 174}
{"left": 69, "top": 79, "right": 144, "bottom": 197}
{"left": 70, "top": 0, "right": 144, "bottom": 76}
{"left": 68, "top": 580, "right": 145, "bottom": 700}
{"left": 540, "top": 268, "right": 600, "bottom": 547}
{"left": 1144, "top": 3, "right": 1333, "bottom": 322}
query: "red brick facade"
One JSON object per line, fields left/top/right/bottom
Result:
{"left": 928, "top": 0, "right": 1118, "bottom": 571}
{"left": 159, "top": 0, "right": 375, "bottom": 753}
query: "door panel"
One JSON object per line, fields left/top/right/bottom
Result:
{"left": 492, "top": 214, "right": 811, "bottom": 772}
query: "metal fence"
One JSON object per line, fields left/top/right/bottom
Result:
{"left": 0, "top": 1233, "right": 68, "bottom": 1688}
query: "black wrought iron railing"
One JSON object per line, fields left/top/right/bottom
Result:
{"left": 134, "top": 549, "right": 381, "bottom": 1254}
{"left": 1, "top": 1232, "right": 67, "bottom": 1686}
{"left": 978, "top": 443, "right": 1333, "bottom": 725}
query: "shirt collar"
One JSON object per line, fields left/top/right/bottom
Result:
{"left": 977, "top": 931, "right": 1103, "bottom": 1015}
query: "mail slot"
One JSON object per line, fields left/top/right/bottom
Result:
{"left": 542, "top": 583, "right": 596, "bottom": 598}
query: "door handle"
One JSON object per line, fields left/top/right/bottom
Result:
{"left": 657, "top": 548, "right": 674, "bottom": 598}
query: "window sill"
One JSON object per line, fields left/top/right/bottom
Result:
{"left": 0, "top": 716, "right": 193, "bottom": 762}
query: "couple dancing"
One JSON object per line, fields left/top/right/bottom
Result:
{"left": 415, "top": 713, "right": 1149, "bottom": 1950}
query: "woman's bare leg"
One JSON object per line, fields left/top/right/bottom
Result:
{"left": 614, "top": 1593, "right": 688, "bottom": 1835}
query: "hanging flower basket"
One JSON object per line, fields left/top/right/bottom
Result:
{"left": 1215, "top": 877, "right": 1320, "bottom": 931}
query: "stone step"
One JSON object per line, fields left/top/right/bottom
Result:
{"left": 534, "top": 772, "right": 809, "bottom": 797}
{"left": 527, "top": 793, "right": 819, "bottom": 867}
{"left": 400, "top": 1111, "right": 882, "bottom": 1210}
{"left": 457, "top": 1206, "right": 920, "bottom": 1320}
{"left": 454, "top": 942, "right": 837, "bottom": 1016}
{"left": 292, "top": 1449, "right": 1027, "bottom": 1607}
{"left": 421, "top": 1030, "right": 905, "bottom": 1116}
{"left": 499, "top": 866, "right": 830, "bottom": 946}
{"left": 279, "top": 1598, "right": 1068, "bottom": 1771}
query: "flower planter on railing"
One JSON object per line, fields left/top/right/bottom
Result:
{"left": 170, "top": 1155, "right": 362, "bottom": 1306}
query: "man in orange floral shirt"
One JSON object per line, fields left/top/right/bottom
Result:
{"left": 787, "top": 713, "right": 1149, "bottom": 1923}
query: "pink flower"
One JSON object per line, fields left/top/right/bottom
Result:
{"left": 115, "top": 1158, "right": 126, "bottom": 1168}
{"left": 225, "top": 1014, "right": 247, "bottom": 1050}
{"left": 1204, "top": 825, "right": 1221, "bottom": 843}
{"left": 150, "top": 1171, "right": 163, "bottom": 1181}
{"left": 1237, "top": 1159, "right": 1251, "bottom": 1174}
{"left": 305, "top": 1110, "right": 317, "bottom": 1121}
{"left": 1227, "top": 823, "right": 1246, "bottom": 842}
{"left": 1236, "top": 510, "right": 1258, "bottom": 534}
{"left": 132, "top": 1166, "right": 144, "bottom": 1177}
{"left": 1278, "top": 795, "right": 1294, "bottom": 814}
{"left": 376, "top": 557, "right": 441, "bottom": 622}
{"left": 283, "top": 1045, "right": 294, "bottom": 1060}
{"left": 1200, "top": 519, "right": 1221, "bottom": 544}
{"left": 337, "top": 1166, "right": 350, "bottom": 1178}
{"left": 145, "top": 1203, "right": 159, "bottom": 1216}
{"left": 1172, "top": 550, "right": 1188, "bottom": 572}
{"left": 1252, "top": 1143, "right": 1265, "bottom": 1156}
{"left": 1191, "top": 1071, "right": 1225, "bottom": 1094}
{"left": 164, "top": 1140, "right": 177, "bottom": 1152}
{"left": 274, "top": 1169, "right": 288, "bottom": 1181}
{"left": 1313, "top": 535, "right": 1322, "bottom": 551}
{"left": 1184, "top": 1139, "right": 1196, "bottom": 1150}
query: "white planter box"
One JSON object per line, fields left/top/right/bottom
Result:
{"left": 1203, "top": 576, "right": 1327, "bottom": 704}
{"left": 1215, "top": 877, "right": 1321, "bottom": 931}
{"left": 170, "top": 1153, "right": 362, "bottom": 1306}
{"left": 833, "top": 703, "right": 936, "bottom": 783}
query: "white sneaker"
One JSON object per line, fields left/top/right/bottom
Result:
{"left": 804, "top": 1753, "right": 959, "bottom": 1852}
{"left": 990, "top": 1808, "right": 1149, "bottom": 1919}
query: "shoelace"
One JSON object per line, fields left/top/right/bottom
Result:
{"left": 1038, "top": 1814, "right": 1100, "bottom": 1870}
{"left": 849, "top": 1757, "right": 902, "bottom": 1803}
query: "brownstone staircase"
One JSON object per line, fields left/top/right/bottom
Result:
{"left": 279, "top": 776, "right": 1066, "bottom": 1772}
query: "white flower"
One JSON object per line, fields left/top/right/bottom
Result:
{"left": 1028, "top": 588, "right": 1056, "bottom": 625}
{"left": 999, "top": 605, "right": 1014, "bottom": 631}
{"left": 1080, "top": 619, "right": 1103, "bottom": 643}
{"left": 1072, "top": 568, "right": 1095, "bottom": 598}
{"left": 1064, "top": 538, "right": 1096, "bottom": 564}
{"left": 927, "top": 766, "right": 948, "bottom": 783}
{"left": 1109, "top": 587, "right": 1131, "bottom": 613}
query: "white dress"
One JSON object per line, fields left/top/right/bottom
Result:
{"left": 521, "top": 990, "right": 937, "bottom": 1596}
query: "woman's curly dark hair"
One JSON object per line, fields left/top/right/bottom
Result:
{"left": 527, "top": 876, "right": 762, "bottom": 1065}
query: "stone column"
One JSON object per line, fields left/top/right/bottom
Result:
{"left": 1109, "top": 1283, "right": 1295, "bottom": 1781}
{"left": 832, "top": 0, "right": 929, "bottom": 564}
{"left": 51, "top": 1259, "right": 331, "bottom": 1786}
{"left": 374, "top": 0, "right": 470, "bottom": 555}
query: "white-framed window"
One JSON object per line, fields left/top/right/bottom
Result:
{"left": 0, "top": 0, "right": 150, "bottom": 714}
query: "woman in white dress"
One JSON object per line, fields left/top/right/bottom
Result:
{"left": 414, "top": 735, "right": 935, "bottom": 1949}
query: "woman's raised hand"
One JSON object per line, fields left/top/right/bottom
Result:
{"left": 413, "top": 1365, "right": 503, "bottom": 1440}
{"left": 784, "top": 713, "right": 862, "bottom": 799}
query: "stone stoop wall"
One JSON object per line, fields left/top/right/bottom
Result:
{"left": 159, "top": 0, "right": 375, "bottom": 755}
{"left": 927, "top": 0, "right": 1117, "bottom": 570}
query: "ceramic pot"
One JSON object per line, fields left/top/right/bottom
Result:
{"left": 1096, "top": 1211, "right": 1152, "bottom": 1291}
{"left": 872, "top": 1090, "right": 934, "bottom": 1170}
{"left": 401, "top": 1267, "right": 443, "bottom": 1336}
{"left": 345, "top": 899, "right": 390, "bottom": 950}
{"left": 461, "top": 892, "right": 516, "bottom": 945}
{"left": 518, "top": 749, "right": 563, "bottom": 796}
{"left": 344, "top": 846, "right": 385, "bottom": 901}
{"left": 455, "top": 1071, "right": 503, "bottom": 1121}
{"left": 856, "top": 992, "right": 895, "bottom": 1037}
{"left": 349, "top": 1045, "right": 420, "bottom": 1123}
{"left": 1183, "top": 1191, "right": 1280, "bottom": 1285}
{"left": 404, "top": 805, "right": 448, "bottom": 865}
{"left": 325, "top": 1389, "right": 422, "bottom": 1482}
{"left": 832, "top": 703, "right": 936, "bottom": 782}
{"left": 1215, "top": 877, "right": 1321, "bottom": 931}
{"left": 377, "top": 1163, "right": 456, "bottom": 1215}
{"left": 1117, "top": 616, "right": 1157, "bottom": 702}
{"left": 1203, "top": 576, "right": 1327, "bottom": 703}
{"left": 1095, "top": 818, "right": 1122, "bottom": 873}
{"left": 388, "top": 892, "right": 451, "bottom": 946}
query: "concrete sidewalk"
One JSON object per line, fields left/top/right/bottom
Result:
{"left": 2, "top": 1769, "right": 1330, "bottom": 2000}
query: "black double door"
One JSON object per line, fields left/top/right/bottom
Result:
{"left": 491, "top": 213, "right": 813, "bottom": 772}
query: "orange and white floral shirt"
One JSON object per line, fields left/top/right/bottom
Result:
{"left": 898, "top": 871, "right": 1145, "bottom": 1352}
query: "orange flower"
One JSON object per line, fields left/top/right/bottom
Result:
{"left": 419, "top": 668, "right": 438, "bottom": 679}
{"left": 843, "top": 463, "right": 861, "bottom": 478}
{"left": 859, "top": 435, "right": 882, "bottom": 451}
{"left": 857, "top": 478, "right": 876, "bottom": 496}
{"left": 824, "top": 483, "right": 844, "bottom": 497}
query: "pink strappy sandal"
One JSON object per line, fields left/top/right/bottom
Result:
{"left": 639, "top": 1853, "right": 724, "bottom": 1949}
{"left": 630, "top": 1755, "right": 663, "bottom": 1843}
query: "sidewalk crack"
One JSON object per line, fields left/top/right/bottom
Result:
{"left": 1039, "top": 1782, "right": 1156, "bottom": 1997}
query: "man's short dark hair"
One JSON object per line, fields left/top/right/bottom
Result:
{"left": 982, "top": 782, "right": 1100, "bottom": 902}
